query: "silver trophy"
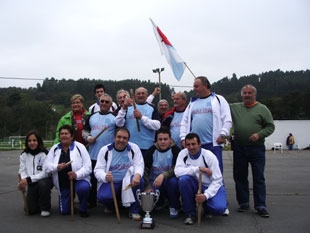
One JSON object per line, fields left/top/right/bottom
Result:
{"left": 136, "top": 189, "right": 160, "bottom": 229}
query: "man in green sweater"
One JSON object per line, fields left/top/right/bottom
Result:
{"left": 230, "top": 84, "right": 274, "bottom": 218}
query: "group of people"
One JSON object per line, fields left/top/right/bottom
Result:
{"left": 18, "top": 78, "right": 275, "bottom": 225}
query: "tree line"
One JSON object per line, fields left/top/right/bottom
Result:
{"left": 0, "top": 69, "right": 309, "bottom": 139}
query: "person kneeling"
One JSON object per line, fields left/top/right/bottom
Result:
{"left": 44, "top": 125, "right": 92, "bottom": 218}
{"left": 94, "top": 127, "right": 145, "bottom": 221}
{"left": 175, "top": 133, "right": 227, "bottom": 225}
{"left": 143, "top": 127, "right": 181, "bottom": 219}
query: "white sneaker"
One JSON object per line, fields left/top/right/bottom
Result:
{"left": 222, "top": 208, "right": 230, "bottom": 216}
{"left": 129, "top": 212, "right": 141, "bottom": 221}
{"left": 184, "top": 215, "right": 196, "bottom": 225}
{"left": 41, "top": 211, "right": 51, "bottom": 217}
{"left": 169, "top": 208, "right": 179, "bottom": 219}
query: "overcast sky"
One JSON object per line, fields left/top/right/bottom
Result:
{"left": 0, "top": 0, "right": 309, "bottom": 92}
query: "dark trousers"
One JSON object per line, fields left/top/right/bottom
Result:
{"left": 150, "top": 177, "right": 180, "bottom": 209}
{"left": 140, "top": 149, "right": 148, "bottom": 162}
{"left": 233, "top": 144, "right": 267, "bottom": 209}
{"left": 97, "top": 177, "right": 145, "bottom": 214}
{"left": 59, "top": 180, "right": 90, "bottom": 214}
{"left": 26, "top": 177, "right": 53, "bottom": 214}
{"left": 201, "top": 144, "right": 223, "bottom": 174}
{"left": 88, "top": 160, "right": 97, "bottom": 205}
{"left": 201, "top": 143, "right": 228, "bottom": 208}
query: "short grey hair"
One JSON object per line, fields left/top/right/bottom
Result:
{"left": 100, "top": 93, "right": 112, "bottom": 102}
{"left": 241, "top": 84, "right": 257, "bottom": 96}
{"left": 116, "top": 89, "right": 129, "bottom": 99}
{"left": 157, "top": 99, "right": 169, "bottom": 107}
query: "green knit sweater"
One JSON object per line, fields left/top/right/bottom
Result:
{"left": 230, "top": 102, "right": 275, "bottom": 146}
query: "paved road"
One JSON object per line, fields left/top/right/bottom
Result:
{"left": 0, "top": 150, "right": 309, "bottom": 233}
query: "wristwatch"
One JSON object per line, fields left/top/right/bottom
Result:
{"left": 220, "top": 134, "right": 226, "bottom": 139}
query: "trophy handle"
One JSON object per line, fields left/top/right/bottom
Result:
{"left": 136, "top": 189, "right": 141, "bottom": 204}
{"left": 154, "top": 190, "right": 160, "bottom": 205}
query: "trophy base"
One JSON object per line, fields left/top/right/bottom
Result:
{"left": 140, "top": 221, "right": 155, "bottom": 229}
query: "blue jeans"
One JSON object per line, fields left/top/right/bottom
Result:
{"left": 233, "top": 144, "right": 266, "bottom": 209}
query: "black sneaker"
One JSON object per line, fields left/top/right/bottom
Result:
{"left": 80, "top": 211, "right": 89, "bottom": 218}
{"left": 88, "top": 202, "right": 97, "bottom": 209}
{"left": 257, "top": 208, "right": 269, "bottom": 218}
{"left": 238, "top": 205, "right": 249, "bottom": 212}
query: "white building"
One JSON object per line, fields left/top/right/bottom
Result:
{"left": 265, "top": 120, "right": 310, "bottom": 150}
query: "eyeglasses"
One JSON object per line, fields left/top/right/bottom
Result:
{"left": 100, "top": 100, "right": 110, "bottom": 104}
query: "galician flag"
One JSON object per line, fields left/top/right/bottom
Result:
{"left": 150, "top": 18, "right": 185, "bottom": 81}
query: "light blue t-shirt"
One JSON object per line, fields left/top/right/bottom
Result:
{"left": 109, "top": 149, "right": 131, "bottom": 183}
{"left": 170, "top": 111, "right": 184, "bottom": 148}
{"left": 88, "top": 112, "right": 116, "bottom": 160}
{"left": 125, "top": 103, "right": 157, "bottom": 150}
{"left": 190, "top": 98, "right": 213, "bottom": 144}
{"left": 150, "top": 149, "right": 173, "bottom": 181}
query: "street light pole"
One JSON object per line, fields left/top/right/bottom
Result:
{"left": 152, "top": 67, "right": 164, "bottom": 100}
{"left": 45, "top": 120, "right": 48, "bottom": 140}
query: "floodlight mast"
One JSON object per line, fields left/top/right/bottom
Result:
{"left": 152, "top": 68, "right": 164, "bottom": 100}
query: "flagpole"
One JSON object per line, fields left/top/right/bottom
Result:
{"left": 184, "top": 62, "right": 196, "bottom": 78}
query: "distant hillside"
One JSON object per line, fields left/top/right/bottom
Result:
{"left": 0, "top": 69, "right": 309, "bottom": 138}
{"left": 212, "top": 69, "right": 310, "bottom": 101}
{"left": 186, "top": 69, "right": 310, "bottom": 120}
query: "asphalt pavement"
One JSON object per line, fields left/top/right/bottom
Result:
{"left": 0, "top": 149, "right": 309, "bottom": 233}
